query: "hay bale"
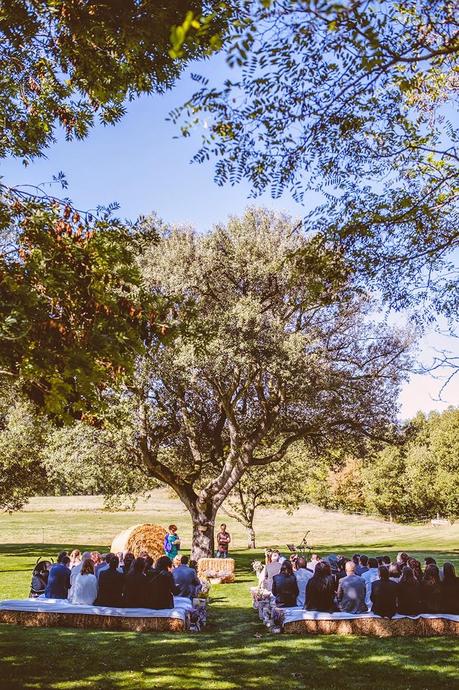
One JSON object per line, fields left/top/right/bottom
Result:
{"left": 283, "top": 616, "right": 459, "bottom": 637}
{"left": 0, "top": 609, "right": 185, "bottom": 632}
{"left": 111, "top": 524, "right": 167, "bottom": 560}
{"left": 197, "top": 558, "right": 235, "bottom": 583}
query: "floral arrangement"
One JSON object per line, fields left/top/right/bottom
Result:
{"left": 197, "top": 580, "right": 211, "bottom": 598}
{"left": 189, "top": 601, "right": 208, "bottom": 632}
{"left": 252, "top": 560, "right": 264, "bottom": 576}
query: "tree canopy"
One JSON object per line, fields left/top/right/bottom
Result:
{"left": 304, "top": 406, "right": 459, "bottom": 522}
{"left": 171, "top": 0, "right": 459, "bottom": 319}
{"left": 0, "top": 1, "right": 230, "bottom": 413}
{"left": 0, "top": 0, "right": 229, "bottom": 160}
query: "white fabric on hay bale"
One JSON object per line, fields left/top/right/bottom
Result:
{"left": 279, "top": 607, "right": 459, "bottom": 637}
{"left": 0, "top": 597, "right": 191, "bottom": 618}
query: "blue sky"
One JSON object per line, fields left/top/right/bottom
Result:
{"left": 1, "top": 62, "right": 458, "bottom": 419}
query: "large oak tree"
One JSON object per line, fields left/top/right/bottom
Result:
{"left": 126, "top": 208, "right": 411, "bottom": 558}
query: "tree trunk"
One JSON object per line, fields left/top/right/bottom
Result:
{"left": 247, "top": 525, "right": 256, "bottom": 549}
{"left": 189, "top": 504, "right": 216, "bottom": 560}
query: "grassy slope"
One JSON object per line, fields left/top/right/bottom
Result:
{"left": 1, "top": 495, "right": 458, "bottom": 690}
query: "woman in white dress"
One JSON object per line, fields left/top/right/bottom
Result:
{"left": 71, "top": 558, "right": 98, "bottom": 605}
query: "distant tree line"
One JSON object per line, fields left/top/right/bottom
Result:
{"left": 304, "top": 407, "right": 459, "bottom": 523}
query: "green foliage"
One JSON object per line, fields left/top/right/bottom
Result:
{"left": 0, "top": 0, "right": 229, "bottom": 160}
{"left": 171, "top": 0, "right": 459, "bottom": 319}
{"left": 310, "top": 406, "right": 459, "bottom": 522}
{"left": 223, "top": 446, "right": 308, "bottom": 544}
{"left": 42, "top": 420, "right": 156, "bottom": 509}
{"left": 0, "top": 187, "right": 162, "bottom": 418}
{"left": 132, "top": 207, "right": 410, "bottom": 547}
{"left": 0, "top": 387, "right": 49, "bottom": 511}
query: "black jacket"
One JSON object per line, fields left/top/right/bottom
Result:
{"left": 397, "top": 581, "right": 422, "bottom": 615}
{"left": 146, "top": 569, "right": 176, "bottom": 610}
{"left": 305, "top": 575, "right": 336, "bottom": 612}
{"left": 371, "top": 579, "right": 398, "bottom": 618}
{"left": 441, "top": 579, "right": 459, "bottom": 614}
{"left": 272, "top": 573, "right": 299, "bottom": 608}
{"left": 123, "top": 572, "right": 149, "bottom": 608}
{"left": 421, "top": 582, "right": 443, "bottom": 614}
{"left": 95, "top": 568, "right": 125, "bottom": 607}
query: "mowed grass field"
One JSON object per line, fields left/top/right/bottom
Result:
{"left": 1, "top": 491, "right": 458, "bottom": 690}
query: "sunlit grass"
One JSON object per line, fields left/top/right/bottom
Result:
{"left": 1, "top": 499, "right": 458, "bottom": 689}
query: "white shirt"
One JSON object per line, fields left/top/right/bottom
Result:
{"left": 71, "top": 573, "right": 98, "bottom": 605}
{"left": 295, "top": 568, "right": 313, "bottom": 607}
{"left": 361, "top": 567, "right": 379, "bottom": 608}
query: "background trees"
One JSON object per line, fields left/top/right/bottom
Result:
{"left": 301, "top": 407, "right": 459, "bottom": 522}
{"left": 127, "top": 207, "right": 410, "bottom": 557}
{"left": 222, "top": 451, "right": 307, "bottom": 548}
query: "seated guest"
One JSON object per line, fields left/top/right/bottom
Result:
{"left": 361, "top": 557, "right": 380, "bottom": 609}
{"left": 144, "top": 556, "right": 155, "bottom": 577}
{"left": 91, "top": 552, "right": 102, "bottom": 569}
{"left": 294, "top": 556, "right": 313, "bottom": 607}
{"left": 147, "top": 556, "right": 176, "bottom": 609}
{"left": 272, "top": 561, "right": 299, "bottom": 608}
{"left": 69, "top": 551, "right": 91, "bottom": 599}
{"left": 337, "top": 561, "right": 367, "bottom": 614}
{"left": 44, "top": 554, "right": 71, "bottom": 599}
{"left": 441, "top": 562, "right": 459, "bottom": 614}
{"left": 371, "top": 566, "right": 398, "bottom": 618}
{"left": 305, "top": 561, "right": 336, "bottom": 613}
{"left": 172, "top": 555, "right": 201, "bottom": 599}
{"left": 96, "top": 553, "right": 115, "bottom": 580}
{"left": 69, "top": 550, "right": 81, "bottom": 569}
{"left": 397, "top": 566, "right": 422, "bottom": 615}
{"left": 388, "top": 563, "right": 401, "bottom": 583}
{"left": 407, "top": 558, "right": 423, "bottom": 583}
{"left": 262, "top": 551, "right": 282, "bottom": 592}
{"left": 95, "top": 555, "right": 124, "bottom": 607}
{"left": 123, "top": 552, "right": 135, "bottom": 575}
{"left": 356, "top": 555, "right": 369, "bottom": 576}
{"left": 396, "top": 552, "right": 409, "bottom": 567}
{"left": 421, "top": 564, "right": 443, "bottom": 613}
{"left": 382, "top": 556, "right": 391, "bottom": 566}
{"left": 71, "top": 558, "right": 98, "bottom": 605}
{"left": 124, "top": 557, "right": 148, "bottom": 608}
{"left": 335, "top": 557, "right": 349, "bottom": 587}
{"left": 307, "top": 554, "right": 321, "bottom": 572}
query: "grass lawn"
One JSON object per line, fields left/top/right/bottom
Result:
{"left": 1, "top": 496, "right": 458, "bottom": 689}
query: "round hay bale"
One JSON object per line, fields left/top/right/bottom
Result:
{"left": 111, "top": 524, "right": 167, "bottom": 560}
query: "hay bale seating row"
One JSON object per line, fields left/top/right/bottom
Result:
{"left": 0, "top": 597, "right": 197, "bottom": 633}
{"left": 275, "top": 608, "right": 459, "bottom": 637}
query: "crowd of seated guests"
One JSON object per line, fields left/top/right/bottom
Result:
{"left": 264, "top": 550, "right": 459, "bottom": 617}
{"left": 42, "top": 550, "right": 201, "bottom": 609}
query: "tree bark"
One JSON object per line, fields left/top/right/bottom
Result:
{"left": 189, "top": 503, "right": 216, "bottom": 560}
{"left": 247, "top": 525, "right": 256, "bottom": 549}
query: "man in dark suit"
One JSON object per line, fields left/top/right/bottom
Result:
{"left": 371, "top": 566, "right": 398, "bottom": 618}
{"left": 172, "top": 556, "right": 201, "bottom": 599}
{"left": 337, "top": 561, "right": 367, "bottom": 613}
{"left": 44, "top": 554, "right": 71, "bottom": 599}
{"left": 95, "top": 555, "right": 124, "bottom": 607}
